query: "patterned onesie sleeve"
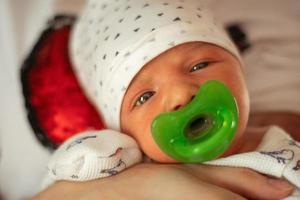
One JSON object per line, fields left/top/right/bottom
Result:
{"left": 206, "top": 126, "right": 300, "bottom": 200}
{"left": 41, "top": 129, "right": 142, "bottom": 190}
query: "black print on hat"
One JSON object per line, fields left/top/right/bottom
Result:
{"left": 157, "top": 13, "right": 164, "bottom": 17}
{"left": 125, "top": 5, "right": 131, "bottom": 10}
{"left": 143, "top": 3, "right": 150, "bottom": 7}
{"left": 135, "top": 15, "right": 142, "bottom": 20}
{"left": 98, "top": 17, "right": 103, "bottom": 23}
{"left": 124, "top": 52, "right": 131, "bottom": 57}
{"left": 134, "top": 28, "right": 140, "bottom": 32}
{"left": 173, "top": 17, "right": 181, "bottom": 21}
{"left": 148, "top": 37, "right": 156, "bottom": 42}
{"left": 101, "top": 4, "right": 107, "bottom": 10}
{"left": 103, "top": 26, "right": 109, "bottom": 32}
{"left": 114, "top": 33, "right": 120, "bottom": 40}
{"left": 118, "top": 18, "right": 124, "bottom": 23}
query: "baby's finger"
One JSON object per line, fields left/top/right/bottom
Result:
{"left": 185, "top": 165, "right": 294, "bottom": 200}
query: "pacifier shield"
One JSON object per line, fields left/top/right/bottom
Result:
{"left": 151, "top": 80, "right": 238, "bottom": 163}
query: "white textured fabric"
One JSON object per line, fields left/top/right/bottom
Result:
{"left": 41, "top": 130, "right": 142, "bottom": 190}
{"left": 70, "top": 0, "right": 241, "bottom": 130}
{"left": 43, "top": 126, "right": 300, "bottom": 199}
{"left": 206, "top": 126, "right": 300, "bottom": 200}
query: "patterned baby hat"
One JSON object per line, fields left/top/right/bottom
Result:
{"left": 70, "top": 0, "right": 241, "bottom": 130}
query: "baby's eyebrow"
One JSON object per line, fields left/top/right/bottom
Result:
{"left": 185, "top": 42, "right": 206, "bottom": 53}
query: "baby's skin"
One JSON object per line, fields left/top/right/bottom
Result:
{"left": 32, "top": 41, "right": 295, "bottom": 200}
{"left": 120, "top": 41, "right": 251, "bottom": 163}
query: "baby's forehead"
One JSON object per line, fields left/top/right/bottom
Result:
{"left": 139, "top": 42, "right": 216, "bottom": 69}
{"left": 128, "top": 42, "right": 211, "bottom": 85}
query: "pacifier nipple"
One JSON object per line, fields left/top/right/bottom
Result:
{"left": 184, "top": 114, "right": 213, "bottom": 140}
{"left": 151, "top": 80, "right": 238, "bottom": 163}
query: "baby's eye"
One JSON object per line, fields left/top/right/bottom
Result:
{"left": 189, "top": 61, "right": 210, "bottom": 72}
{"left": 135, "top": 91, "right": 155, "bottom": 107}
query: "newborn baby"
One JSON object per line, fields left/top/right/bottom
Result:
{"left": 42, "top": 0, "right": 300, "bottom": 198}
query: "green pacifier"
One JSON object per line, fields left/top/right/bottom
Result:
{"left": 151, "top": 80, "right": 238, "bottom": 163}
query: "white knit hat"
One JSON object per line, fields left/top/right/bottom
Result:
{"left": 70, "top": 0, "right": 241, "bottom": 130}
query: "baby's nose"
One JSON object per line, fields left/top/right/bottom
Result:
{"left": 171, "top": 95, "right": 196, "bottom": 111}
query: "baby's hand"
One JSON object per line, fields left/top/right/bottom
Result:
{"left": 42, "top": 130, "right": 142, "bottom": 189}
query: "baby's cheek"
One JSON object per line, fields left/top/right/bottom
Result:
{"left": 137, "top": 130, "right": 177, "bottom": 163}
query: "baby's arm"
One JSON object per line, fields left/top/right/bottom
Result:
{"left": 41, "top": 130, "right": 142, "bottom": 189}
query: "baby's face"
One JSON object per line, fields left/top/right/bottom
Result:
{"left": 120, "top": 42, "right": 249, "bottom": 163}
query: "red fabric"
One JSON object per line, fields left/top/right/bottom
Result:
{"left": 27, "top": 26, "right": 105, "bottom": 146}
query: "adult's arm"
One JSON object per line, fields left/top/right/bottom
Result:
{"left": 30, "top": 163, "right": 293, "bottom": 200}
{"left": 249, "top": 111, "right": 300, "bottom": 141}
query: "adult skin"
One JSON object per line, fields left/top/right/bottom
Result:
{"left": 249, "top": 112, "right": 300, "bottom": 141}
{"left": 31, "top": 162, "right": 293, "bottom": 200}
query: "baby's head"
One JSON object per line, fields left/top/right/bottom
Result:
{"left": 71, "top": 0, "right": 249, "bottom": 162}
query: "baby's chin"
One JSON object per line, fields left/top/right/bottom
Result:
{"left": 148, "top": 154, "right": 179, "bottom": 163}
{"left": 142, "top": 145, "right": 179, "bottom": 163}
{"left": 143, "top": 138, "right": 241, "bottom": 164}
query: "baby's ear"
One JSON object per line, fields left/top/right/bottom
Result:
{"left": 20, "top": 15, "right": 105, "bottom": 150}
{"left": 226, "top": 24, "right": 251, "bottom": 53}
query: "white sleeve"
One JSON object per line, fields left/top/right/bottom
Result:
{"left": 205, "top": 126, "right": 300, "bottom": 200}
{"left": 41, "top": 129, "right": 142, "bottom": 190}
